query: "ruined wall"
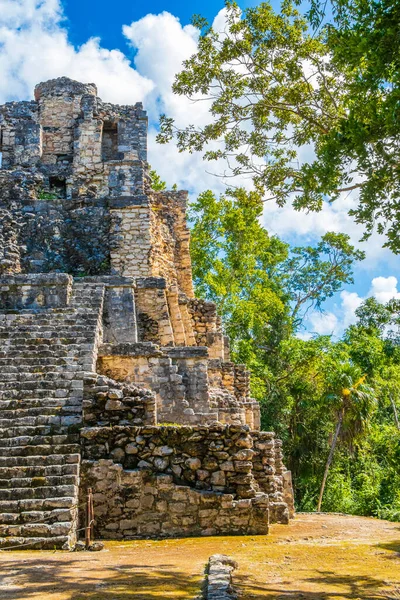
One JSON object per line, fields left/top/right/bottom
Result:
{"left": 149, "top": 191, "right": 194, "bottom": 295}
{"left": 0, "top": 170, "right": 111, "bottom": 276}
{"left": 78, "top": 423, "right": 290, "bottom": 537}
{"left": 0, "top": 78, "right": 295, "bottom": 547}
{"left": 97, "top": 343, "right": 188, "bottom": 424}
{"left": 79, "top": 462, "right": 269, "bottom": 539}
{"left": 82, "top": 372, "right": 156, "bottom": 427}
{"left": 97, "top": 344, "right": 218, "bottom": 425}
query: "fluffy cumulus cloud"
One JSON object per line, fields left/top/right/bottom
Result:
{"left": 123, "top": 10, "right": 232, "bottom": 193}
{"left": 369, "top": 276, "right": 400, "bottom": 304}
{"left": 123, "top": 12, "right": 200, "bottom": 122}
{"left": 0, "top": 0, "right": 154, "bottom": 104}
{"left": 123, "top": 8, "right": 247, "bottom": 196}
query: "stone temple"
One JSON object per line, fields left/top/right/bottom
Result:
{"left": 0, "top": 77, "right": 294, "bottom": 549}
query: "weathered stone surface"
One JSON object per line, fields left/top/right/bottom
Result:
{"left": 206, "top": 554, "right": 238, "bottom": 599}
{"left": 0, "top": 77, "right": 294, "bottom": 550}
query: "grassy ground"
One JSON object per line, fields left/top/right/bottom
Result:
{"left": 0, "top": 513, "right": 399, "bottom": 599}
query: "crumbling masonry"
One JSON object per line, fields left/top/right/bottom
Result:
{"left": 0, "top": 77, "right": 294, "bottom": 549}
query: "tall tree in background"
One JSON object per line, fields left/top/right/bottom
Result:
{"left": 189, "top": 187, "right": 364, "bottom": 400}
{"left": 159, "top": 0, "right": 400, "bottom": 252}
{"left": 317, "top": 368, "right": 376, "bottom": 511}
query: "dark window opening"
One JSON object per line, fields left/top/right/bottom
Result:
{"left": 49, "top": 177, "right": 67, "bottom": 199}
{"left": 101, "top": 121, "right": 120, "bottom": 161}
{"left": 56, "top": 154, "right": 73, "bottom": 165}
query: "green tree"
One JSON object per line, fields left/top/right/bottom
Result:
{"left": 149, "top": 166, "right": 167, "bottom": 191}
{"left": 189, "top": 187, "right": 364, "bottom": 410}
{"left": 282, "top": 232, "right": 365, "bottom": 325}
{"left": 189, "top": 186, "right": 399, "bottom": 514}
{"left": 158, "top": 0, "right": 400, "bottom": 252}
{"left": 190, "top": 188, "right": 364, "bottom": 336}
{"left": 317, "top": 368, "right": 376, "bottom": 511}
{"left": 190, "top": 188, "right": 289, "bottom": 343}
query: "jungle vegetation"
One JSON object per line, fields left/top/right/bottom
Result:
{"left": 155, "top": 0, "right": 400, "bottom": 517}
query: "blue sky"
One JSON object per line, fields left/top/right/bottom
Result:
{"left": 62, "top": 0, "right": 269, "bottom": 48}
{"left": 0, "top": 0, "right": 398, "bottom": 335}
{"left": 63, "top": 0, "right": 231, "bottom": 49}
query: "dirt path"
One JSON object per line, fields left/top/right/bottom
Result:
{"left": 0, "top": 513, "right": 399, "bottom": 599}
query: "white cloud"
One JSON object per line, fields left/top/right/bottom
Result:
{"left": 368, "top": 276, "right": 400, "bottom": 304}
{"left": 340, "top": 291, "right": 363, "bottom": 329}
{"left": 123, "top": 8, "right": 243, "bottom": 195}
{"left": 308, "top": 311, "right": 339, "bottom": 335}
{"left": 123, "top": 12, "right": 200, "bottom": 122}
{"left": 261, "top": 189, "right": 398, "bottom": 273}
{"left": 0, "top": 0, "right": 154, "bottom": 104}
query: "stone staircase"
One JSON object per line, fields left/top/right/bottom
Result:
{"left": 0, "top": 279, "right": 105, "bottom": 549}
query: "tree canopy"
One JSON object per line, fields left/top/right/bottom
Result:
{"left": 158, "top": 0, "right": 400, "bottom": 252}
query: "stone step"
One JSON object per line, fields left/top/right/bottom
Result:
{"left": 0, "top": 328, "right": 98, "bottom": 340}
{"left": 0, "top": 521, "right": 73, "bottom": 538}
{"left": 0, "top": 377, "right": 81, "bottom": 389}
{"left": 0, "top": 535, "right": 70, "bottom": 549}
{"left": 0, "top": 506, "right": 74, "bottom": 525}
{"left": 0, "top": 314, "right": 99, "bottom": 323}
{"left": 0, "top": 367, "right": 81, "bottom": 376}
{"left": 0, "top": 322, "right": 87, "bottom": 328}
{"left": 0, "top": 463, "right": 79, "bottom": 479}
{"left": 0, "top": 496, "right": 77, "bottom": 513}
{"left": 1, "top": 444, "right": 80, "bottom": 457}
{"left": 0, "top": 308, "right": 99, "bottom": 316}
{"left": 0, "top": 395, "right": 80, "bottom": 406}
{"left": 0, "top": 474, "right": 77, "bottom": 490}
{"left": 0, "top": 347, "right": 84, "bottom": 353}
{"left": 1, "top": 344, "right": 88, "bottom": 353}
{"left": 0, "top": 354, "right": 84, "bottom": 362}
{"left": 0, "top": 413, "right": 81, "bottom": 429}
{"left": 1, "top": 310, "right": 99, "bottom": 319}
{"left": 0, "top": 389, "right": 81, "bottom": 399}
{"left": 0, "top": 332, "right": 95, "bottom": 340}
{"left": 0, "top": 317, "right": 98, "bottom": 327}
{"left": 0, "top": 453, "right": 80, "bottom": 468}
{"left": 0, "top": 391, "right": 77, "bottom": 402}
{"left": 0, "top": 358, "right": 81, "bottom": 366}
{"left": 1, "top": 338, "right": 88, "bottom": 346}
{"left": 0, "top": 374, "right": 78, "bottom": 383}
{"left": 0, "top": 316, "right": 93, "bottom": 324}
{"left": 0, "top": 415, "right": 64, "bottom": 426}
{"left": 0, "top": 432, "right": 79, "bottom": 445}
{"left": 0, "top": 405, "right": 80, "bottom": 419}
{"left": 0, "top": 426, "right": 71, "bottom": 440}
{"left": 0, "top": 398, "right": 79, "bottom": 409}
{"left": 0, "top": 484, "right": 77, "bottom": 501}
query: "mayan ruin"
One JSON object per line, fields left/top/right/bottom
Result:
{"left": 0, "top": 77, "right": 294, "bottom": 550}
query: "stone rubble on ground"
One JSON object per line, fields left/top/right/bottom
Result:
{"left": 206, "top": 554, "right": 238, "bottom": 599}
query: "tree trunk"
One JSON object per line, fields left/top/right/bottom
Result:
{"left": 317, "top": 409, "right": 344, "bottom": 512}
{"left": 389, "top": 393, "right": 400, "bottom": 431}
